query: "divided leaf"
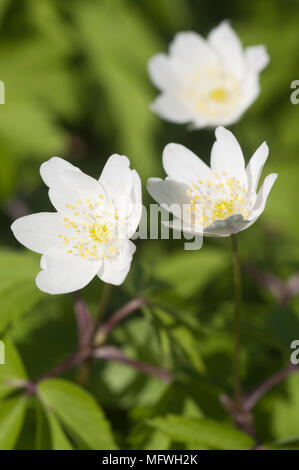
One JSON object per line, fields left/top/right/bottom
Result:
{"left": 38, "top": 378, "right": 117, "bottom": 450}
{"left": 0, "top": 339, "right": 28, "bottom": 399}
{"left": 0, "top": 396, "right": 27, "bottom": 450}
{"left": 148, "top": 414, "right": 254, "bottom": 450}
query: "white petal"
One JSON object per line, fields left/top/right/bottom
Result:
{"left": 208, "top": 21, "right": 244, "bottom": 77}
{"left": 166, "top": 215, "right": 247, "bottom": 238}
{"left": 11, "top": 213, "right": 61, "bottom": 254}
{"left": 41, "top": 157, "right": 107, "bottom": 214}
{"left": 48, "top": 171, "right": 106, "bottom": 215}
{"left": 148, "top": 53, "right": 178, "bottom": 91}
{"left": 127, "top": 170, "right": 142, "bottom": 238}
{"left": 147, "top": 177, "right": 191, "bottom": 218}
{"left": 150, "top": 94, "right": 191, "bottom": 123}
{"left": 162, "top": 143, "right": 212, "bottom": 183}
{"left": 246, "top": 142, "right": 269, "bottom": 193}
{"left": 245, "top": 45, "right": 269, "bottom": 73}
{"left": 169, "top": 31, "right": 217, "bottom": 68}
{"left": 210, "top": 126, "right": 247, "bottom": 188}
{"left": 36, "top": 247, "right": 101, "bottom": 294}
{"left": 99, "top": 154, "right": 132, "bottom": 202}
{"left": 98, "top": 241, "right": 136, "bottom": 286}
{"left": 249, "top": 173, "right": 278, "bottom": 221}
{"left": 40, "top": 157, "right": 80, "bottom": 188}
{"left": 203, "top": 215, "right": 249, "bottom": 237}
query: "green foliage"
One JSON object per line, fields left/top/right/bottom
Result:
{"left": 0, "top": 250, "right": 44, "bottom": 332}
{"left": 0, "top": 339, "right": 28, "bottom": 399}
{"left": 46, "top": 411, "right": 74, "bottom": 450}
{"left": 38, "top": 378, "right": 117, "bottom": 450}
{"left": 0, "top": 396, "right": 27, "bottom": 449}
{"left": 148, "top": 414, "right": 254, "bottom": 450}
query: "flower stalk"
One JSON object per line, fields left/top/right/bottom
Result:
{"left": 231, "top": 233, "right": 242, "bottom": 407}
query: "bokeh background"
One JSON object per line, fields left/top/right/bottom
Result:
{"left": 0, "top": 0, "right": 299, "bottom": 450}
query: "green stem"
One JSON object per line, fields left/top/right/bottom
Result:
{"left": 76, "top": 283, "right": 112, "bottom": 386}
{"left": 231, "top": 233, "right": 242, "bottom": 407}
{"left": 95, "top": 283, "right": 112, "bottom": 328}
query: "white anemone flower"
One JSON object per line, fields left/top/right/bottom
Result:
{"left": 148, "top": 21, "right": 269, "bottom": 128}
{"left": 11, "top": 155, "right": 142, "bottom": 294}
{"left": 147, "top": 126, "right": 277, "bottom": 237}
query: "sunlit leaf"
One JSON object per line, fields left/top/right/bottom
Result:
{"left": 38, "top": 378, "right": 117, "bottom": 450}
{"left": 148, "top": 414, "right": 254, "bottom": 449}
{"left": 0, "top": 396, "right": 27, "bottom": 450}
{"left": 0, "top": 250, "right": 44, "bottom": 332}
{"left": 0, "top": 339, "right": 28, "bottom": 399}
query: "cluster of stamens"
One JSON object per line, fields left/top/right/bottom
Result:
{"left": 179, "top": 66, "right": 241, "bottom": 119}
{"left": 57, "top": 194, "right": 125, "bottom": 261}
{"left": 185, "top": 172, "right": 250, "bottom": 229}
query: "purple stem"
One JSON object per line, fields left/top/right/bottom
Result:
{"left": 93, "top": 345, "right": 172, "bottom": 383}
{"left": 73, "top": 293, "right": 95, "bottom": 349}
{"left": 95, "top": 297, "right": 147, "bottom": 341}
{"left": 244, "top": 363, "right": 299, "bottom": 411}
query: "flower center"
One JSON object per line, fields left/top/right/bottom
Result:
{"left": 186, "top": 173, "right": 250, "bottom": 229}
{"left": 179, "top": 66, "right": 241, "bottom": 119}
{"left": 89, "top": 222, "right": 112, "bottom": 243}
{"left": 57, "top": 196, "right": 124, "bottom": 261}
{"left": 212, "top": 198, "right": 235, "bottom": 219}
{"left": 209, "top": 88, "right": 227, "bottom": 102}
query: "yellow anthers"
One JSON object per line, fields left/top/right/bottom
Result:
{"left": 209, "top": 88, "right": 228, "bottom": 102}
{"left": 89, "top": 222, "right": 112, "bottom": 244}
{"left": 212, "top": 199, "right": 235, "bottom": 220}
{"left": 62, "top": 236, "right": 69, "bottom": 245}
{"left": 60, "top": 195, "right": 121, "bottom": 262}
{"left": 187, "top": 173, "right": 249, "bottom": 228}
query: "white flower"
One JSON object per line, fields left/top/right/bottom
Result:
{"left": 148, "top": 21, "right": 269, "bottom": 128}
{"left": 11, "top": 155, "right": 142, "bottom": 294}
{"left": 147, "top": 126, "right": 277, "bottom": 237}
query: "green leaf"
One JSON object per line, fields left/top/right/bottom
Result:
{"left": 0, "top": 396, "right": 27, "bottom": 450}
{"left": 171, "top": 326, "right": 206, "bottom": 373}
{"left": 38, "top": 378, "right": 117, "bottom": 450}
{"left": 46, "top": 411, "right": 73, "bottom": 450}
{"left": 0, "top": 250, "right": 44, "bottom": 332}
{"left": 148, "top": 414, "right": 254, "bottom": 450}
{"left": 264, "top": 435, "right": 299, "bottom": 450}
{"left": 154, "top": 248, "right": 228, "bottom": 297}
{"left": 34, "top": 400, "right": 51, "bottom": 450}
{"left": 260, "top": 374, "right": 299, "bottom": 439}
{"left": 0, "top": 339, "right": 28, "bottom": 399}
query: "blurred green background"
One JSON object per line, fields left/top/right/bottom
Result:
{"left": 1, "top": 0, "right": 299, "bottom": 450}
